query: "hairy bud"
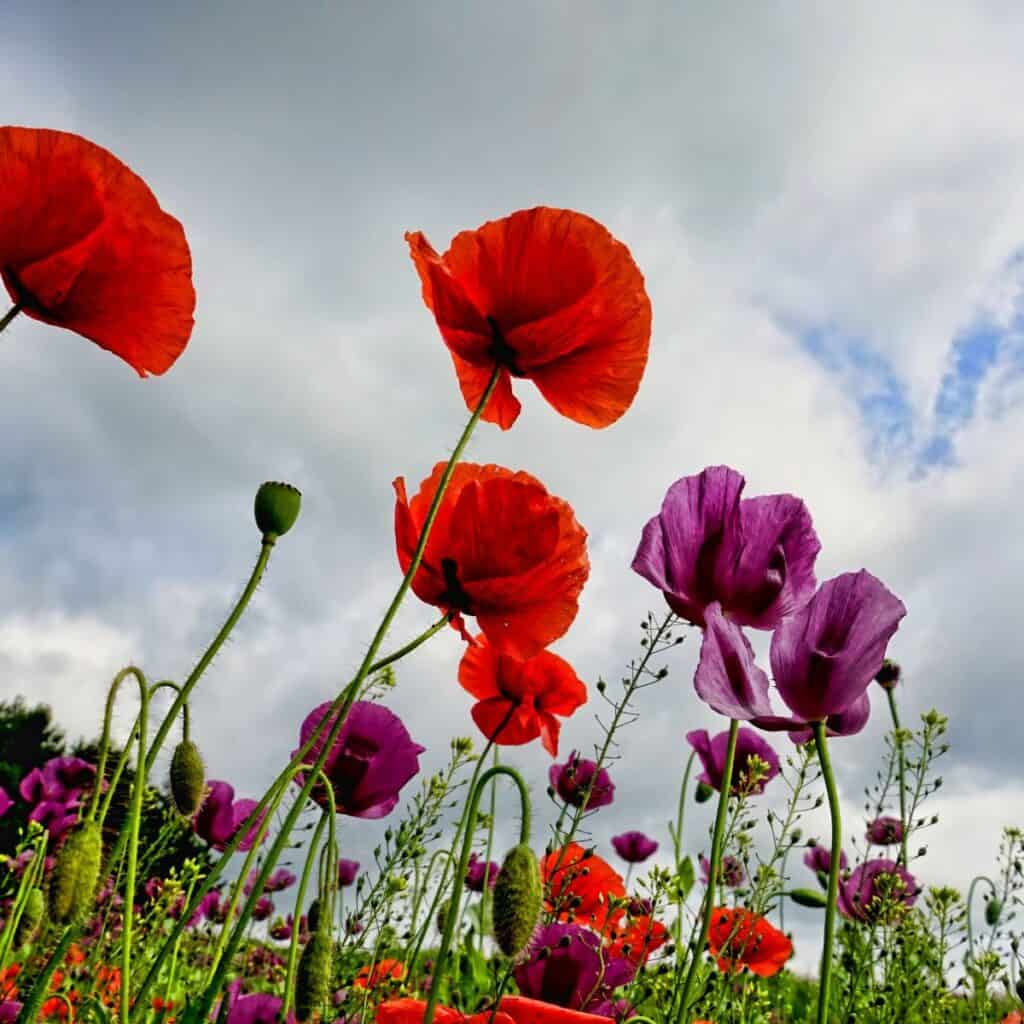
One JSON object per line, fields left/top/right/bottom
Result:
{"left": 50, "top": 820, "right": 102, "bottom": 924}
{"left": 493, "top": 844, "right": 542, "bottom": 956}
{"left": 294, "top": 927, "right": 333, "bottom": 1022}
{"left": 169, "top": 739, "right": 206, "bottom": 817}
{"left": 16, "top": 887, "right": 44, "bottom": 946}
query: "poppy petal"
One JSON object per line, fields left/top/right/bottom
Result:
{"left": 449, "top": 351, "right": 521, "bottom": 429}
{"left": 471, "top": 698, "right": 540, "bottom": 746}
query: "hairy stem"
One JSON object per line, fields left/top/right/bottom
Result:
{"left": 814, "top": 721, "right": 843, "bottom": 1024}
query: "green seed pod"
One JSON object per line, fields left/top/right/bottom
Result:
{"left": 294, "top": 927, "right": 332, "bottom": 1022}
{"left": 49, "top": 820, "right": 102, "bottom": 924}
{"left": 492, "top": 843, "right": 541, "bottom": 956}
{"left": 695, "top": 781, "right": 714, "bottom": 804}
{"left": 789, "top": 887, "right": 829, "bottom": 909}
{"left": 254, "top": 481, "right": 302, "bottom": 540}
{"left": 985, "top": 897, "right": 1004, "bottom": 927}
{"left": 15, "top": 886, "right": 44, "bottom": 946}
{"left": 169, "top": 739, "right": 206, "bottom": 817}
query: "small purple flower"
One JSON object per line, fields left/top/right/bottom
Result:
{"left": 0, "top": 787, "right": 12, "bottom": 818}
{"left": 589, "top": 998, "right": 636, "bottom": 1023}
{"left": 193, "top": 780, "right": 266, "bottom": 852}
{"left": 837, "top": 858, "right": 918, "bottom": 923}
{"left": 611, "top": 831, "right": 659, "bottom": 864}
{"left": 464, "top": 852, "right": 499, "bottom": 892}
{"left": 866, "top": 816, "right": 904, "bottom": 846}
{"left": 686, "top": 727, "right": 780, "bottom": 795}
{"left": 294, "top": 701, "right": 425, "bottom": 819}
{"left": 252, "top": 896, "right": 275, "bottom": 922}
{"left": 28, "top": 799, "right": 79, "bottom": 839}
{"left": 803, "top": 844, "right": 848, "bottom": 877}
{"left": 700, "top": 854, "right": 746, "bottom": 889}
{"left": 189, "top": 889, "right": 223, "bottom": 927}
{"left": 244, "top": 868, "right": 296, "bottom": 894}
{"left": 0, "top": 1002, "right": 22, "bottom": 1024}
{"left": 226, "top": 992, "right": 296, "bottom": 1024}
{"left": 515, "top": 922, "right": 636, "bottom": 1012}
{"left": 549, "top": 751, "right": 615, "bottom": 810}
{"left": 43, "top": 756, "right": 96, "bottom": 797}
{"left": 628, "top": 897, "right": 653, "bottom": 917}
{"left": 632, "top": 466, "right": 820, "bottom": 630}
{"left": 19, "top": 767, "right": 52, "bottom": 804}
{"left": 144, "top": 877, "right": 164, "bottom": 902}
{"left": 338, "top": 857, "right": 360, "bottom": 887}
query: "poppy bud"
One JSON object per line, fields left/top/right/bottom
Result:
{"left": 986, "top": 898, "right": 1003, "bottom": 927}
{"left": 789, "top": 888, "right": 829, "bottom": 909}
{"left": 307, "top": 897, "right": 321, "bottom": 933}
{"left": 16, "top": 886, "right": 44, "bottom": 946}
{"left": 695, "top": 781, "right": 714, "bottom": 803}
{"left": 254, "top": 481, "right": 302, "bottom": 540}
{"left": 1016, "top": 975, "right": 1024, "bottom": 1002}
{"left": 436, "top": 899, "right": 450, "bottom": 936}
{"left": 49, "top": 820, "right": 102, "bottom": 924}
{"left": 493, "top": 843, "right": 542, "bottom": 956}
{"left": 169, "top": 739, "right": 206, "bottom": 817}
{"left": 294, "top": 927, "right": 332, "bottom": 1022}
{"left": 875, "top": 660, "right": 901, "bottom": 690}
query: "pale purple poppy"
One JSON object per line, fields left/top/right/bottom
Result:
{"left": 193, "top": 781, "right": 266, "bottom": 852}
{"left": 866, "top": 816, "right": 904, "bottom": 846}
{"left": 465, "top": 852, "right": 499, "bottom": 892}
{"left": 632, "top": 466, "right": 820, "bottom": 630}
{"left": 294, "top": 701, "right": 425, "bottom": 819}
{"left": 549, "top": 752, "right": 615, "bottom": 810}
{"left": 837, "top": 858, "right": 918, "bottom": 923}
{"left": 803, "top": 844, "right": 848, "bottom": 877}
{"left": 611, "top": 831, "right": 659, "bottom": 864}
{"left": 0, "top": 787, "right": 12, "bottom": 818}
{"left": 338, "top": 858, "right": 360, "bottom": 887}
{"left": 686, "top": 727, "right": 780, "bottom": 795}
{"left": 700, "top": 854, "right": 746, "bottom": 888}
{"left": 28, "top": 799, "right": 79, "bottom": 839}
{"left": 515, "top": 923, "right": 635, "bottom": 1013}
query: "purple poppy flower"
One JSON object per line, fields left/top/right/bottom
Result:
{"left": 19, "top": 767, "right": 53, "bottom": 804}
{"left": 0, "top": 1002, "right": 22, "bottom": 1024}
{"left": 686, "top": 727, "right": 780, "bottom": 795}
{"left": 0, "top": 787, "right": 12, "bottom": 818}
{"left": 770, "top": 571, "right": 906, "bottom": 723}
{"left": 549, "top": 752, "right": 615, "bottom": 810}
{"left": 875, "top": 659, "right": 901, "bottom": 691}
{"left": 837, "top": 858, "right": 918, "bottom": 923}
{"left": 632, "top": 466, "right": 820, "bottom": 630}
{"left": 785, "top": 692, "right": 872, "bottom": 745}
{"left": 866, "top": 816, "right": 904, "bottom": 846}
{"left": 628, "top": 897, "right": 653, "bottom": 917}
{"left": 515, "top": 923, "right": 636, "bottom": 1012}
{"left": 193, "top": 780, "right": 266, "bottom": 852}
{"left": 611, "top": 831, "right": 659, "bottom": 864}
{"left": 226, "top": 992, "right": 296, "bottom": 1024}
{"left": 693, "top": 603, "right": 774, "bottom": 720}
{"left": 294, "top": 701, "right": 425, "bottom": 819}
{"left": 28, "top": 799, "right": 79, "bottom": 839}
{"left": 252, "top": 896, "right": 275, "bottom": 921}
{"left": 43, "top": 756, "right": 96, "bottom": 797}
{"left": 588, "top": 998, "right": 636, "bottom": 1023}
{"left": 187, "top": 889, "right": 223, "bottom": 927}
{"left": 699, "top": 854, "right": 746, "bottom": 888}
{"left": 244, "top": 867, "right": 296, "bottom": 894}
{"left": 465, "top": 852, "right": 499, "bottom": 892}
{"left": 803, "top": 844, "right": 848, "bottom": 877}
{"left": 338, "top": 857, "right": 360, "bottom": 887}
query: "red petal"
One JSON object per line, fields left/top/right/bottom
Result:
{"left": 538, "top": 712, "right": 561, "bottom": 757}
{"left": 471, "top": 698, "right": 540, "bottom": 746}
{"left": 449, "top": 352, "right": 521, "bottom": 429}
{"left": 457, "top": 638, "right": 502, "bottom": 700}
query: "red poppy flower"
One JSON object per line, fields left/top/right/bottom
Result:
{"left": 376, "top": 999, "right": 514, "bottom": 1024}
{"left": 605, "top": 914, "right": 669, "bottom": 967}
{"left": 394, "top": 462, "right": 589, "bottom": 660}
{"left": 354, "top": 958, "right": 406, "bottom": 990}
{"left": 0, "top": 964, "right": 20, "bottom": 1000}
{"left": 541, "top": 842, "right": 626, "bottom": 930}
{"left": 458, "top": 635, "right": 587, "bottom": 755}
{"left": 706, "top": 907, "right": 792, "bottom": 978}
{"left": 406, "top": 207, "right": 652, "bottom": 430}
{"left": 0, "top": 126, "right": 195, "bottom": 375}
{"left": 498, "top": 996, "right": 616, "bottom": 1024}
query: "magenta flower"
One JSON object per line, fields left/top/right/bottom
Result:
{"left": 0, "top": 787, "right": 11, "bottom": 818}
{"left": 837, "top": 859, "right": 918, "bottom": 923}
{"left": 225, "top": 992, "right": 296, "bottom": 1024}
{"left": 294, "top": 701, "right": 425, "bottom": 819}
{"left": 28, "top": 799, "right": 79, "bottom": 839}
{"left": 686, "top": 727, "right": 780, "bottom": 795}
{"left": 549, "top": 752, "right": 615, "bottom": 810}
{"left": 244, "top": 868, "right": 296, "bottom": 894}
{"left": 632, "top": 466, "right": 820, "bottom": 630}
{"left": 193, "top": 780, "right": 266, "bottom": 852}
{"left": 515, "top": 923, "right": 635, "bottom": 1013}
{"left": 611, "top": 831, "right": 659, "bottom": 864}
{"left": 338, "top": 857, "right": 360, "bottom": 887}
{"left": 252, "top": 897, "right": 275, "bottom": 922}
{"left": 700, "top": 853, "right": 746, "bottom": 888}
{"left": 866, "top": 816, "right": 904, "bottom": 846}
{"left": 19, "top": 767, "right": 52, "bottom": 803}
{"left": 465, "top": 852, "right": 499, "bottom": 892}
{"left": 803, "top": 844, "right": 848, "bottom": 877}
{"left": 786, "top": 692, "right": 872, "bottom": 744}
{"left": 693, "top": 603, "right": 773, "bottom": 720}
{"left": 43, "top": 756, "right": 96, "bottom": 796}
{"left": 0, "top": 1003, "right": 22, "bottom": 1023}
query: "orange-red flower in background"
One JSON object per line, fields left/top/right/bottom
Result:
{"left": 0, "top": 963, "right": 20, "bottom": 1000}
{"left": 541, "top": 842, "right": 625, "bottom": 930}
{"left": 406, "top": 207, "right": 652, "bottom": 430}
{"left": 394, "top": 463, "right": 589, "bottom": 660}
{"left": 377, "top": 998, "right": 514, "bottom": 1024}
{"left": 498, "top": 996, "right": 616, "bottom": 1024}
{"left": 606, "top": 914, "right": 670, "bottom": 967}
{"left": 354, "top": 958, "right": 406, "bottom": 990}
{"left": 458, "top": 636, "right": 587, "bottom": 755}
{"left": 706, "top": 907, "right": 792, "bottom": 978}
{"left": 0, "top": 126, "right": 195, "bottom": 375}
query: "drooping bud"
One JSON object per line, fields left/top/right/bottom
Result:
{"left": 492, "top": 843, "right": 541, "bottom": 956}
{"left": 695, "top": 781, "right": 714, "bottom": 804}
{"left": 875, "top": 660, "right": 901, "bottom": 690}
{"left": 15, "top": 887, "right": 44, "bottom": 946}
{"left": 294, "top": 927, "right": 333, "bottom": 1022}
{"left": 169, "top": 739, "right": 206, "bottom": 817}
{"left": 789, "top": 888, "right": 829, "bottom": 909}
{"left": 436, "top": 899, "right": 451, "bottom": 937}
{"left": 49, "top": 820, "right": 102, "bottom": 924}
{"left": 307, "top": 897, "right": 322, "bottom": 933}
{"left": 985, "top": 897, "right": 1004, "bottom": 927}
{"left": 254, "top": 481, "right": 302, "bottom": 540}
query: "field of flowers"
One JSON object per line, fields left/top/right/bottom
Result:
{"left": 0, "top": 125, "right": 1021, "bottom": 1024}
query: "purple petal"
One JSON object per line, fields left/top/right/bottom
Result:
{"left": 694, "top": 604, "right": 773, "bottom": 719}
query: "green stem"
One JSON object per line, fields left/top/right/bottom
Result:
{"left": 370, "top": 614, "right": 452, "bottom": 674}
{"left": 479, "top": 747, "right": 500, "bottom": 954}
{"left": 674, "top": 718, "right": 739, "bottom": 1024}
{"left": 0, "top": 305, "right": 21, "bottom": 335}
{"left": 885, "top": 688, "right": 908, "bottom": 868}
{"left": 283, "top": 813, "right": 330, "bottom": 1016}
{"left": 670, "top": 751, "right": 696, "bottom": 945}
{"left": 965, "top": 874, "right": 998, "bottom": 966}
{"left": 813, "top": 720, "right": 842, "bottom": 1024}
{"left": 423, "top": 765, "right": 531, "bottom": 1024}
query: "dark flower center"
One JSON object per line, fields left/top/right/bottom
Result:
{"left": 440, "top": 558, "right": 474, "bottom": 613}
{"left": 487, "top": 317, "right": 525, "bottom": 376}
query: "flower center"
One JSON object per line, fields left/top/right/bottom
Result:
{"left": 487, "top": 317, "right": 525, "bottom": 376}
{"left": 440, "top": 558, "right": 474, "bottom": 613}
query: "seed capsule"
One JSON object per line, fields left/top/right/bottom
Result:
{"left": 493, "top": 843, "right": 541, "bottom": 956}
{"left": 49, "top": 820, "right": 102, "bottom": 924}
{"left": 294, "top": 927, "right": 333, "bottom": 1022}
{"left": 15, "top": 887, "right": 44, "bottom": 945}
{"left": 254, "top": 481, "right": 302, "bottom": 540}
{"left": 169, "top": 739, "right": 206, "bottom": 817}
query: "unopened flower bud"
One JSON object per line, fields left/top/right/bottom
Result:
{"left": 493, "top": 843, "right": 541, "bottom": 956}
{"left": 695, "top": 782, "right": 714, "bottom": 804}
{"left": 169, "top": 739, "right": 206, "bottom": 817}
{"left": 875, "top": 660, "right": 901, "bottom": 690}
{"left": 789, "top": 888, "right": 829, "bottom": 909}
{"left": 307, "top": 897, "right": 321, "bottom": 933}
{"left": 294, "top": 927, "right": 332, "bottom": 1022}
{"left": 985, "top": 898, "right": 1004, "bottom": 927}
{"left": 254, "top": 481, "right": 302, "bottom": 540}
{"left": 16, "top": 887, "right": 44, "bottom": 946}
{"left": 50, "top": 820, "right": 102, "bottom": 924}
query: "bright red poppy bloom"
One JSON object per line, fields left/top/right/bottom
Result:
{"left": 0, "top": 964, "right": 20, "bottom": 1000}
{"left": 406, "top": 207, "right": 652, "bottom": 430}
{"left": 376, "top": 999, "right": 514, "bottom": 1024}
{"left": 0, "top": 126, "right": 195, "bottom": 375}
{"left": 605, "top": 914, "right": 670, "bottom": 967}
{"left": 394, "top": 462, "right": 589, "bottom": 660}
{"left": 541, "top": 842, "right": 626, "bottom": 930}
{"left": 458, "top": 635, "right": 587, "bottom": 756}
{"left": 706, "top": 907, "right": 792, "bottom": 978}
{"left": 498, "top": 996, "right": 616, "bottom": 1024}
{"left": 354, "top": 958, "right": 406, "bottom": 990}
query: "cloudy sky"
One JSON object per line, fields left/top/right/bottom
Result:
{"left": 3, "top": 0, "right": 1024, "bottom": 972}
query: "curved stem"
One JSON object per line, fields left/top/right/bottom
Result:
{"left": 0, "top": 305, "right": 21, "bottom": 335}
{"left": 965, "top": 874, "right": 998, "bottom": 966}
{"left": 370, "top": 614, "right": 452, "bottom": 674}
{"left": 813, "top": 720, "right": 842, "bottom": 1024}
{"left": 674, "top": 718, "right": 738, "bottom": 1024}
{"left": 423, "top": 765, "right": 531, "bottom": 1024}
{"left": 885, "top": 687, "right": 908, "bottom": 868}
{"left": 283, "top": 813, "right": 330, "bottom": 1016}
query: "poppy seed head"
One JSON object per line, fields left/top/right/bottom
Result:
{"left": 254, "top": 481, "right": 302, "bottom": 540}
